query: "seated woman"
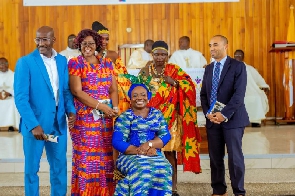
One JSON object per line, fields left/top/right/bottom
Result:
{"left": 112, "top": 83, "right": 172, "bottom": 196}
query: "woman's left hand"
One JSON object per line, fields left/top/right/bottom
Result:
{"left": 163, "top": 76, "right": 177, "bottom": 86}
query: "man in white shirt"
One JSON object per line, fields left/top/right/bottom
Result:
{"left": 234, "top": 49, "right": 270, "bottom": 127}
{"left": 0, "top": 57, "right": 19, "bottom": 131}
{"left": 169, "top": 36, "right": 207, "bottom": 68}
{"left": 127, "top": 39, "right": 154, "bottom": 69}
{"left": 14, "top": 26, "right": 76, "bottom": 195}
{"left": 59, "top": 34, "right": 80, "bottom": 61}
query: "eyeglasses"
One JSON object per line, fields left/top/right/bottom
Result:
{"left": 0, "top": 62, "right": 8, "bottom": 66}
{"left": 81, "top": 42, "right": 96, "bottom": 47}
{"left": 234, "top": 54, "right": 243, "bottom": 57}
{"left": 34, "top": 37, "right": 51, "bottom": 44}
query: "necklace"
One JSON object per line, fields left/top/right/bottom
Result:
{"left": 151, "top": 63, "right": 165, "bottom": 77}
{"left": 149, "top": 63, "right": 165, "bottom": 83}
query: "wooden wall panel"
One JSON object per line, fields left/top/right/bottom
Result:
{"left": 1, "top": 0, "right": 295, "bottom": 119}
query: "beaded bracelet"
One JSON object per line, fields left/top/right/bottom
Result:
{"left": 95, "top": 101, "right": 100, "bottom": 110}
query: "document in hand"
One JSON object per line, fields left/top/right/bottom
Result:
{"left": 92, "top": 99, "right": 113, "bottom": 120}
{"left": 208, "top": 100, "right": 226, "bottom": 114}
{"left": 45, "top": 134, "right": 59, "bottom": 143}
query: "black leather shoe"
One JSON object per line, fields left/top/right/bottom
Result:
{"left": 172, "top": 191, "right": 180, "bottom": 196}
{"left": 8, "top": 126, "right": 15, "bottom": 132}
{"left": 251, "top": 123, "right": 261, "bottom": 127}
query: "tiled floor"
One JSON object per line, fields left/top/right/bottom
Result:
{"left": 0, "top": 124, "right": 295, "bottom": 172}
{"left": 1, "top": 124, "right": 295, "bottom": 195}
{"left": 1, "top": 124, "right": 295, "bottom": 158}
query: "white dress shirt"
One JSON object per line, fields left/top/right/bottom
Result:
{"left": 40, "top": 49, "right": 59, "bottom": 106}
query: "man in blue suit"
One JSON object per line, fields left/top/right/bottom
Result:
{"left": 14, "top": 26, "right": 76, "bottom": 196}
{"left": 200, "top": 35, "right": 249, "bottom": 196}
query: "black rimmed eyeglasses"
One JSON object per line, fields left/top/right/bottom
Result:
{"left": 81, "top": 42, "right": 96, "bottom": 47}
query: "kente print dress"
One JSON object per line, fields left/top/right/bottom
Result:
{"left": 112, "top": 107, "right": 172, "bottom": 196}
{"left": 68, "top": 55, "right": 115, "bottom": 196}
{"left": 112, "top": 57, "right": 131, "bottom": 114}
{"left": 139, "top": 63, "right": 202, "bottom": 173}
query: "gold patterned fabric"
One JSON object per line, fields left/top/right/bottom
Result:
{"left": 110, "top": 57, "right": 131, "bottom": 115}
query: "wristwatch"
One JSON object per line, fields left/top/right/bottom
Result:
{"left": 222, "top": 114, "right": 228, "bottom": 122}
{"left": 148, "top": 142, "right": 153, "bottom": 148}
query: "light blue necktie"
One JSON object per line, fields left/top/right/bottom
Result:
{"left": 210, "top": 62, "right": 221, "bottom": 105}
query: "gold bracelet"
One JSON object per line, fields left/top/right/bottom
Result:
{"left": 173, "top": 81, "right": 177, "bottom": 86}
{"left": 95, "top": 101, "right": 100, "bottom": 110}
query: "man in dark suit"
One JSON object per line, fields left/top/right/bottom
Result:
{"left": 200, "top": 35, "right": 249, "bottom": 196}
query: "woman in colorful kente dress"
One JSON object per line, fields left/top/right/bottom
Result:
{"left": 138, "top": 40, "right": 202, "bottom": 196}
{"left": 92, "top": 21, "right": 130, "bottom": 115}
{"left": 68, "top": 29, "right": 118, "bottom": 195}
{"left": 112, "top": 83, "right": 172, "bottom": 196}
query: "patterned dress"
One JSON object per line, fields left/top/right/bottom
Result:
{"left": 68, "top": 55, "right": 115, "bottom": 196}
{"left": 112, "top": 108, "right": 172, "bottom": 196}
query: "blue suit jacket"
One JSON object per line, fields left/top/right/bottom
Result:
{"left": 14, "top": 49, "right": 76, "bottom": 137}
{"left": 200, "top": 56, "right": 249, "bottom": 129}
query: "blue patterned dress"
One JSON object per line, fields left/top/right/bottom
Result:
{"left": 112, "top": 107, "right": 172, "bottom": 196}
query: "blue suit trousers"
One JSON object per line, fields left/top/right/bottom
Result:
{"left": 23, "top": 115, "right": 67, "bottom": 196}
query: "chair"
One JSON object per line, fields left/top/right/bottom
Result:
{"left": 118, "top": 44, "right": 144, "bottom": 66}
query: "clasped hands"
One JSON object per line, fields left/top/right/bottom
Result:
{"left": 260, "top": 87, "right": 270, "bottom": 95}
{"left": 136, "top": 142, "right": 157, "bottom": 156}
{"left": 207, "top": 112, "right": 225, "bottom": 124}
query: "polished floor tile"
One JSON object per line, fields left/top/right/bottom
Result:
{"left": 1, "top": 125, "right": 294, "bottom": 160}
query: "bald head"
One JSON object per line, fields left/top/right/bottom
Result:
{"left": 35, "top": 26, "right": 56, "bottom": 58}
{"left": 144, "top": 39, "right": 154, "bottom": 53}
{"left": 209, "top": 35, "right": 228, "bottom": 61}
{"left": 179, "top": 36, "right": 190, "bottom": 50}
{"left": 37, "top": 26, "right": 54, "bottom": 37}
{"left": 212, "top": 35, "right": 228, "bottom": 44}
